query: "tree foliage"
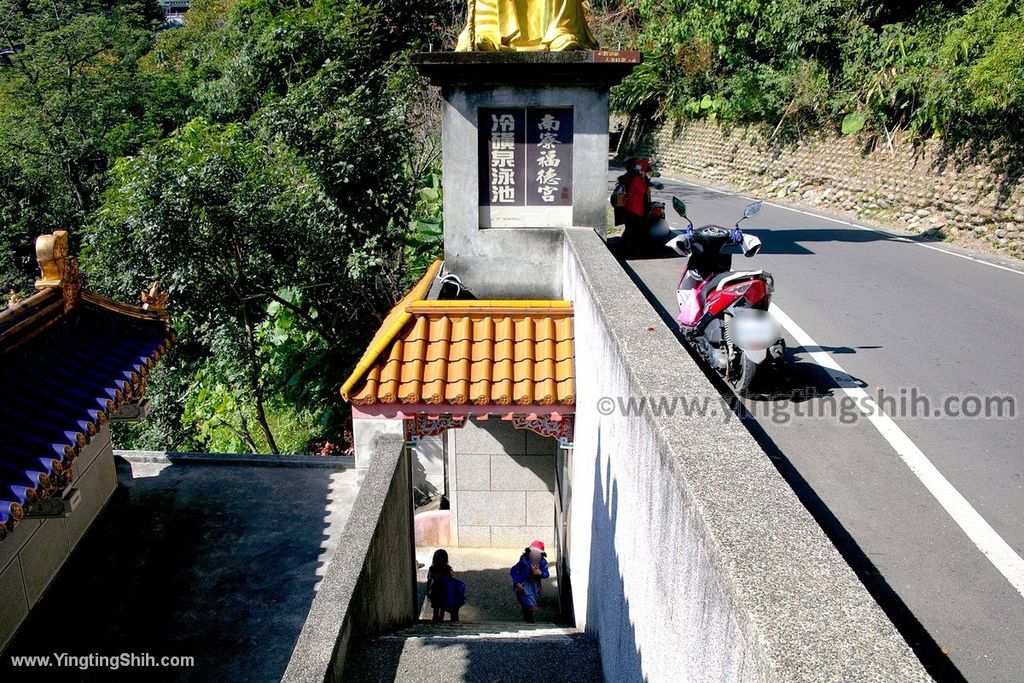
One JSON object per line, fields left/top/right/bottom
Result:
{"left": 0, "top": 0, "right": 169, "bottom": 292}
{"left": 602, "top": 0, "right": 1024, "bottom": 141}
{"left": 3, "top": 0, "right": 453, "bottom": 453}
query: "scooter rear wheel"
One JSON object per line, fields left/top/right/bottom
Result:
{"left": 731, "top": 353, "right": 758, "bottom": 396}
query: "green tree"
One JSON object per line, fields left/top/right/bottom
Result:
{"left": 86, "top": 0, "right": 451, "bottom": 453}
{"left": 0, "top": 0, "right": 171, "bottom": 291}
{"left": 604, "top": 0, "right": 1023, "bottom": 141}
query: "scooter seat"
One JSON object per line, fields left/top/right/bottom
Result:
{"left": 700, "top": 270, "right": 767, "bottom": 298}
{"left": 700, "top": 272, "right": 734, "bottom": 298}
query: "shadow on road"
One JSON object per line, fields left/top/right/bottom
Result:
{"left": 611, "top": 247, "right": 968, "bottom": 683}
{"left": 744, "top": 226, "right": 912, "bottom": 255}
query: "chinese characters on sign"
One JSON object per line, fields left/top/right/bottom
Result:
{"left": 485, "top": 110, "right": 524, "bottom": 206}
{"left": 534, "top": 113, "right": 565, "bottom": 204}
{"left": 479, "top": 108, "right": 574, "bottom": 228}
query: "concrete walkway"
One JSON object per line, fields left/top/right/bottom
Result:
{"left": 1, "top": 458, "right": 361, "bottom": 682}
{"left": 341, "top": 548, "right": 596, "bottom": 682}
{"left": 415, "top": 547, "right": 560, "bottom": 623}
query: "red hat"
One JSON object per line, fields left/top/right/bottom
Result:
{"left": 529, "top": 540, "right": 545, "bottom": 553}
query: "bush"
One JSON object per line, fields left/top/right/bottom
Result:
{"left": 603, "top": 0, "right": 1023, "bottom": 141}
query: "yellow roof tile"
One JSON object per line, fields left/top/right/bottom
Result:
{"left": 343, "top": 270, "right": 575, "bottom": 408}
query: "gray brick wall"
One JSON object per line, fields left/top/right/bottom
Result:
{"left": 452, "top": 420, "right": 557, "bottom": 551}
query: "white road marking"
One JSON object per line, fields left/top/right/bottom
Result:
{"left": 769, "top": 302, "right": 1024, "bottom": 599}
{"left": 666, "top": 177, "right": 1024, "bottom": 277}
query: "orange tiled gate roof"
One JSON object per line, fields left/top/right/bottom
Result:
{"left": 341, "top": 262, "right": 574, "bottom": 407}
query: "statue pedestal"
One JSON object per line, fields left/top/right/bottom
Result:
{"left": 412, "top": 51, "right": 640, "bottom": 299}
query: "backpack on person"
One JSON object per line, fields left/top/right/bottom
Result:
{"left": 610, "top": 175, "right": 629, "bottom": 209}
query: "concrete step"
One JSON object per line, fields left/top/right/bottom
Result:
{"left": 344, "top": 621, "right": 602, "bottom": 682}
{"left": 385, "top": 620, "right": 581, "bottom": 640}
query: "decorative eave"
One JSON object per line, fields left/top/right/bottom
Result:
{"left": 0, "top": 231, "right": 176, "bottom": 541}
{"left": 340, "top": 260, "right": 444, "bottom": 401}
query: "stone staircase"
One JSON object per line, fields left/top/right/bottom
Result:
{"left": 344, "top": 620, "right": 602, "bottom": 682}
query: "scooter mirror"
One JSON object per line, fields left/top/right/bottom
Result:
{"left": 743, "top": 201, "right": 764, "bottom": 219}
{"left": 742, "top": 234, "right": 762, "bottom": 257}
{"left": 672, "top": 197, "right": 687, "bottom": 217}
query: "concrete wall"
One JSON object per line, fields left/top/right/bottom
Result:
{"left": 561, "top": 228, "right": 930, "bottom": 682}
{"left": 632, "top": 118, "right": 1023, "bottom": 254}
{"left": 0, "top": 426, "right": 118, "bottom": 652}
{"left": 353, "top": 417, "right": 443, "bottom": 504}
{"left": 441, "top": 85, "right": 612, "bottom": 299}
{"left": 450, "top": 420, "right": 557, "bottom": 550}
{"left": 283, "top": 435, "right": 416, "bottom": 683}
{"left": 352, "top": 417, "right": 404, "bottom": 470}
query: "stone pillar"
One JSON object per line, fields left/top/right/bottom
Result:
{"left": 412, "top": 51, "right": 640, "bottom": 299}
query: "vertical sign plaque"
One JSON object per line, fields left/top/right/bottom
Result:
{"left": 479, "top": 107, "right": 574, "bottom": 228}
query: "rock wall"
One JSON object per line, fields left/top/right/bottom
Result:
{"left": 629, "top": 118, "right": 1023, "bottom": 255}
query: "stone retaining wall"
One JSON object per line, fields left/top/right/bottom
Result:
{"left": 628, "top": 118, "right": 1023, "bottom": 255}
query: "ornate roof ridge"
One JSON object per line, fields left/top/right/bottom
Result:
{"left": 340, "top": 260, "right": 444, "bottom": 401}
{"left": 0, "top": 232, "right": 176, "bottom": 540}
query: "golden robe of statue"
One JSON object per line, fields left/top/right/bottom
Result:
{"left": 456, "top": 0, "right": 599, "bottom": 52}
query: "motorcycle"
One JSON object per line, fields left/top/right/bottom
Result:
{"left": 666, "top": 197, "right": 785, "bottom": 394}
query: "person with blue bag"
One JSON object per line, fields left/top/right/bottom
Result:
{"left": 426, "top": 549, "right": 466, "bottom": 622}
{"left": 510, "top": 540, "right": 550, "bottom": 623}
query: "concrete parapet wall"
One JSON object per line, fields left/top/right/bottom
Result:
{"left": 562, "top": 228, "right": 930, "bottom": 682}
{"left": 283, "top": 435, "right": 416, "bottom": 683}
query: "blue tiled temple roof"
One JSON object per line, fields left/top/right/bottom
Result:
{"left": 0, "top": 231, "right": 174, "bottom": 540}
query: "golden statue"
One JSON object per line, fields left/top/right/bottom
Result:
{"left": 456, "top": 0, "right": 598, "bottom": 52}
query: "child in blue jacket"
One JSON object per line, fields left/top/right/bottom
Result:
{"left": 426, "top": 549, "right": 465, "bottom": 622}
{"left": 510, "top": 540, "right": 550, "bottom": 623}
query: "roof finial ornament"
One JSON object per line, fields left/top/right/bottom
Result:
{"left": 7, "top": 291, "right": 22, "bottom": 308}
{"left": 35, "top": 230, "right": 80, "bottom": 311}
{"left": 141, "top": 282, "right": 168, "bottom": 316}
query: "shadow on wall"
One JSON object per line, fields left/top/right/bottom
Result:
{"left": 0, "top": 458, "right": 349, "bottom": 682}
{"left": 586, "top": 430, "right": 645, "bottom": 683}
{"left": 413, "top": 453, "right": 440, "bottom": 508}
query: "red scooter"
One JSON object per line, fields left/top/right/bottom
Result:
{"left": 667, "top": 197, "right": 785, "bottom": 394}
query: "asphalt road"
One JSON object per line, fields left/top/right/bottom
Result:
{"left": 608, "top": 169, "right": 1024, "bottom": 682}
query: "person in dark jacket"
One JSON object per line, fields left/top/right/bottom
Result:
{"left": 510, "top": 540, "right": 550, "bottom": 623}
{"left": 426, "top": 549, "right": 464, "bottom": 622}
